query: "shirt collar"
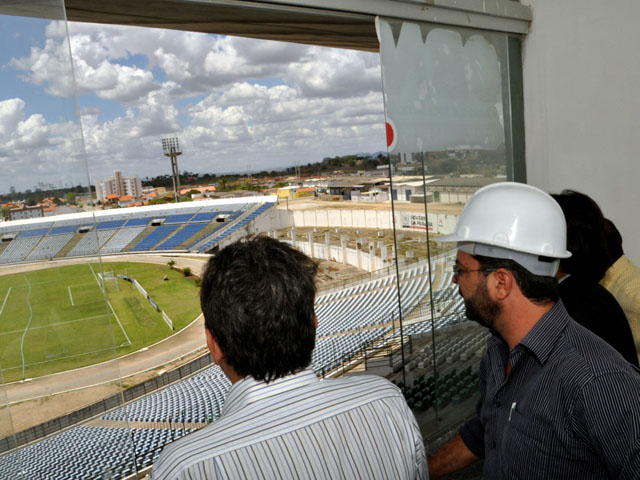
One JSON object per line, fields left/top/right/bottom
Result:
{"left": 518, "top": 300, "right": 570, "bottom": 365}
{"left": 222, "top": 368, "right": 319, "bottom": 416}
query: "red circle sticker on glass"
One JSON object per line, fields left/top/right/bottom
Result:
{"left": 385, "top": 119, "right": 397, "bottom": 151}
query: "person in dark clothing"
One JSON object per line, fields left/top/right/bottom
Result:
{"left": 557, "top": 273, "right": 638, "bottom": 365}
{"left": 552, "top": 190, "right": 639, "bottom": 366}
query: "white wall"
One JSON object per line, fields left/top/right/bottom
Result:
{"left": 522, "top": 0, "right": 640, "bottom": 264}
{"left": 289, "top": 240, "right": 388, "bottom": 272}
{"left": 290, "top": 208, "right": 458, "bottom": 235}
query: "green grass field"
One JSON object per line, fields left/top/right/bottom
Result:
{"left": 0, "top": 262, "right": 201, "bottom": 383}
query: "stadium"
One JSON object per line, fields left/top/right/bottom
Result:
{"left": 1, "top": 1, "right": 639, "bottom": 479}
{"left": 0, "top": 195, "right": 481, "bottom": 478}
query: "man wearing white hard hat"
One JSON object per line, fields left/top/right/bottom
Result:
{"left": 427, "top": 182, "right": 640, "bottom": 479}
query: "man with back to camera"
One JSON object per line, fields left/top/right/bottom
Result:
{"left": 426, "top": 182, "right": 640, "bottom": 479}
{"left": 152, "top": 236, "right": 427, "bottom": 480}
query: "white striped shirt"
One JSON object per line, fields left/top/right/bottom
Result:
{"left": 152, "top": 369, "right": 427, "bottom": 479}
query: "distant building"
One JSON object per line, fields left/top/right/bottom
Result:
{"left": 9, "top": 205, "right": 44, "bottom": 221}
{"left": 276, "top": 186, "right": 315, "bottom": 200}
{"left": 95, "top": 170, "right": 143, "bottom": 202}
{"left": 118, "top": 195, "right": 136, "bottom": 207}
{"left": 425, "top": 176, "right": 503, "bottom": 203}
{"left": 180, "top": 185, "right": 217, "bottom": 198}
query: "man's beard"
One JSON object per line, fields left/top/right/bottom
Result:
{"left": 462, "top": 277, "right": 501, "bottom": 329}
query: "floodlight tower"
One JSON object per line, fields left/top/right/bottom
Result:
{"left": 162, "top": 137, "right": 182, "bottom": 202}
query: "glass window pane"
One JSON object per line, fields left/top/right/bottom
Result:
{"left": 0, "top": 2, "right": 132, "bottom": 477}
{"left": 378, "top": 16, "right": 513, "bottom": 437}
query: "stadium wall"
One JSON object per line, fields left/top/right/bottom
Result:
{"left": 289, "top": 208, "right": 458, "bottom": 234}
{"left": 288, "top": 240, "right": 387, "bottom": 272}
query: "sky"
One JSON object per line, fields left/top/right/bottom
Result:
{"left": 0, "top": 15, "right": 387, "bottom": 194}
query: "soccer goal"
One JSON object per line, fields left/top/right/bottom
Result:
{"left": 97, "top": 271, "right": 119, "bottom": 294}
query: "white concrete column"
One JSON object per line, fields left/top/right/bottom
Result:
{"left": 325, "top": 232, "right": 331, "bottom": 262}
{"left": 369, "top": 243, "right": 375, "bottom": 271}
{"left": 378, "top": 241, "right": 387, "bottom": 262}
{"left": 308, "top": 231, "right": 314, "bottom": 258}
{"left": 341, "top": 235, "right": 348, "bottom": 265}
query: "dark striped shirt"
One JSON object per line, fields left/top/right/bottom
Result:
{"left": 460, "top": 300, "right": 640, "bottom": 479}
{"left": 152, "top": 369, "right": 427, "bottom": 479}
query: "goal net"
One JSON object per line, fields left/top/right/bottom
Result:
{"left": 97, "top": 271, "right": 119, "bottom": 293}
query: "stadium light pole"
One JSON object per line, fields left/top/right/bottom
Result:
{"left": 162, "top": 137, "right": 182, "bottom": 203}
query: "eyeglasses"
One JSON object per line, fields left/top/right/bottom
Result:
{"left": 451, "top": 265, "right": 497, "bottom": 280}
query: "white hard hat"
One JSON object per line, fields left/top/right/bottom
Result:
{"left": 436, "top": 182, "right": 571, "bottom": 276}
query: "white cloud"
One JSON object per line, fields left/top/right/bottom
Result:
{"left": 3, "top": 21, "right": 387, "bottom": 190}
{"left": 0, "top": 98, "right": 90, "bottom": 191}
{"left": 0, "top": 99, "right": 50, "bottom": 152}
{"left": 0, "top": 98, "right": 25, "bottom": 137}
{"left": 9, "top": 37, "right": 77, "bottom": 97}
{"left": 176, "top": 83, "right": 385, "bottom": 173}
{"left": 285, "top": 47, "right": 382, "bottom": 98}
{"left": 94, "top": 65, "right": 158, "bottom": 102}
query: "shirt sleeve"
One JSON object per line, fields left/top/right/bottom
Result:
{"left": 410, "top": 409, "right": 429, "bottom": 479}
{"left": 459, "top": 353, "right": 488, "bottom": 458}
{"left": 572, "top": 371, "right": 640, "bottom": 479}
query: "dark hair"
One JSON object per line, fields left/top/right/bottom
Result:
{"left": 474, "top": 255, "right": 559, "bottom": 305}
{"left": 603, "top": 218, "right": 624, "bottom": 264}
{"left": 551, "top": 190, "right": 609, "bottom": 282}
{"left": 200, "top": 236, "right": 318, "bottom": 382}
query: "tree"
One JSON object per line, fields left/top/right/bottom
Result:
{"left": 149, "top": 197, "right": 173, "bottom": 205}
{"left": 66, "top": 192, "right": 77, "bottom": 205}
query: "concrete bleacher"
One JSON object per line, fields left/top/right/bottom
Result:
{"left": 311, "top": 327, "right": 391, "bottom": 375}
{"left": 315, "top": 262, "right": 435, "bottom": 336}
{"left": 130, "top": 224, "right": 179, "bottom": 251}
{"left": 0, "top": 426, "right": 186, "bottom": 480}
{"left": 164, "top": 213, "right": 196, "bottom": 224}
{"left": 189, "top": 202, "right": 273, "bottom": 252}
{"left": 103, "top": 366, "right": 230, "bottom": 424}
{"left": 0, "top": 231, "right": 48, "bottom": 264}
{"left": 186, "top": 210, "right": 245, "bottom": 251}
{"left": 26, "top": 232, "right": 75, "bottom": 261}
{"left": 125, "top": 217, "right": 153, "bottom": 227}
{"left": 101, "top": 226, "right": 146, "bottom": 253}
{"left": 190, "top": 211, "right": 217, "bottom": 222}
{"left": 154, "top": 222, "right": 209, "bottom": 250}
{"left": 0, "top": 197, "right": 275, "bottom": 264}
{"left": 67, "top": 230, "right": 116, "bottom": 258}
{"left": 96, "top": 219, "right": 127, "bottom": 230}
